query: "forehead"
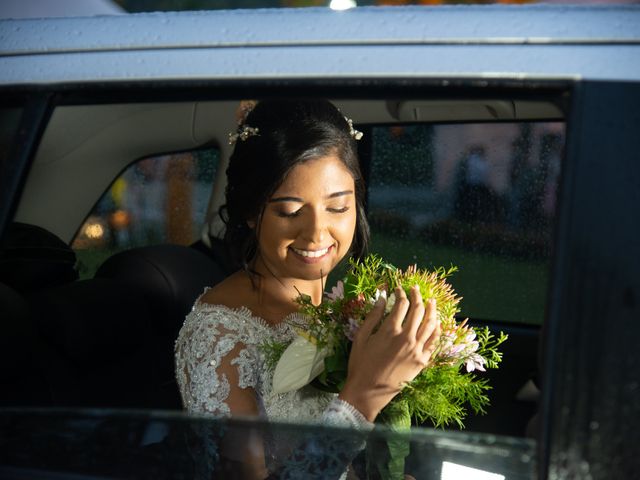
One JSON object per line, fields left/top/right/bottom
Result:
{"left": 274, "top": 155, "right": 355, "bottom": 195}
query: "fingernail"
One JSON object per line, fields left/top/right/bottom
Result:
{"left": 376, "top": 296, "right": 386, "bottom": 306}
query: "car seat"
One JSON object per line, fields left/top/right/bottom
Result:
{"left": 94, "top": 244, "right": 229, "bottom": 408}
{"left": 0, "top": 222, "right": 78, "bottom": 293}
{"left": 0, "top": 282, "right": 51, "bottom": 406}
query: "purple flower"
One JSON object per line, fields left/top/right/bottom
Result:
{"left": 344, "top": 317, "right": 359, "bottom": 341}
{"left": 326, "top": 281, "right": 345, "bottom": 301}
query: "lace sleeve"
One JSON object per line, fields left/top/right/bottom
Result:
{"left": 265, "top": 398, "right": 373, "bottom": 479}
{"left": 321, "top": 398, "right": 374, "bottom": 431}
{"left": 174, "top": 306, "right": 261, "bottom": 417}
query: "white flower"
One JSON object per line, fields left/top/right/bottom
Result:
{"left": 372, "top": 288, "right": 387, "bottom": 303}
{"left": 272, "top": 335, "right": 330, "bottom": 394}
{"left": 465, "top": 354, "right": 487, "bottom": 373}
{"left": 385, "top": 292, "right": 396, "bottom": 314}
{"left": 371, "top": 289, "right": 396, "bottom": 314}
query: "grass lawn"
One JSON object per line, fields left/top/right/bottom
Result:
{"left": 75, "top": 247, "right": 125, "bottom": 280}
{"left": 370, "top": 231, "right": 549, "bottom": 325}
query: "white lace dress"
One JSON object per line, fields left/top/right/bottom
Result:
{"left": 174, "top": 299, "right": 372, "bottom": 478}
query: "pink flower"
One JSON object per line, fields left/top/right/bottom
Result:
{"left": 344, "top": 317, "right": 360, "bottom": 341}
{"left": 326, "top": 280, "right": 345, "bottom": 301}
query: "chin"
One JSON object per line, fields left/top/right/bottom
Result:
{"left": 294, "top": 266, "right": 331, "bottom": 281}
{"left": 291, "top": 258, "right": 338, "bottom": 281}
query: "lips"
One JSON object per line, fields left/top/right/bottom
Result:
{"left": 291, "top": 246, "right": 331, "bottom": 258}
{"left": 289, "top": 245, "right": 333, "bottom": 263}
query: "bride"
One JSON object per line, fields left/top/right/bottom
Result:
{"left": 174, "top": 99, "right": 441, "bottom": 478}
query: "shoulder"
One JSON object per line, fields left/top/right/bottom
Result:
{"left": 180, "top": 271, "right": 263, "bottom": 338}
{"left": 199, "top": 270, "right": 255, "bottom": 309}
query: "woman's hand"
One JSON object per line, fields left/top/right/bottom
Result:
{"left": 338, "top": 285, "right": 441, "bottom": 422}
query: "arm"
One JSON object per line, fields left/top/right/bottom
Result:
{"left": 268, "top": 287, "right": 441, "bottom": 479}
{"left": 175, "top": 308, "right": 370, "bottom": 480}
{"left": 175, "top": 310, "right": 268, "bottom": 479}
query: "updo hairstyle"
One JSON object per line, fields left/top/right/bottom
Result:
{"left": 220, "top": 99, "right": 369, "bottom": 272}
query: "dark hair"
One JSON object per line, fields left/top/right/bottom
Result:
{"left": 220, "top": 99, "right": 369, "bottom": 272}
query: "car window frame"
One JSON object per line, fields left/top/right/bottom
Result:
{"left": 2, "top": 76, "right": 638, "bottom": 479}
{"left": 0, "top": 93, "right": 53, "bottom": 240}
{"left": 540, "top": 78, "right": 640, "bottom": 480}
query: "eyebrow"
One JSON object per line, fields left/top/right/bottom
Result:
{"left": 269, "top": 190, "right": 354, "bottom": 203}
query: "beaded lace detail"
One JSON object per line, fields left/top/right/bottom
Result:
{"left": 175, "top": 301, "right": 338, "bottom": 423}
{"left": 175, "top": 297, "right": 373, "bottom": 477}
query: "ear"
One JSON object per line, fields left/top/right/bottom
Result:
{"left": 247, "top": 219, "right": 256, "bottom": 229}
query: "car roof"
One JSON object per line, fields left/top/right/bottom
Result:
{"left": 1, "top": 5, "right": 640, "bottom": 86}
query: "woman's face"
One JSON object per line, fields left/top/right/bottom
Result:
{"left": 255, "top": 154, "right": 357, "bottom": 283}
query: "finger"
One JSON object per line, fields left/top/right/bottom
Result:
{"left": 405, "top": 285, "right": 426, "bottom": 337}
{"left": 384, "top": 286, "right": 409, "bottom": 333}
{"left": 416, "top": 298, "right": 437, "bottom": 345}
{"left": 354, "top": 295, "right": 386, "bottom": 345}
{"left": 422, "top": 315, "right": 441, "bottom": 360}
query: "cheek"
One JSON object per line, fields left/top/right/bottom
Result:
{"left": 258, "top": 219, "right": 294, "bottom": 250}
{"left": 333, "top": 212, "right": 357, "bottom": 243}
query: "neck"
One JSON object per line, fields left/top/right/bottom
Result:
{"left": 251, "top": 257, "right": 325, "bottom": 310}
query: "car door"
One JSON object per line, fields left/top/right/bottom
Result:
{"left": 541, "top": 80, "right": 640, "bottom": 480}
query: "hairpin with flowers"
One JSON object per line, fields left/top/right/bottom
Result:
{"left": 228, "top": 100, "right": 363, "bottom": 145}
{"left": 228, "top": 100, "right": 259, "bottom": 145}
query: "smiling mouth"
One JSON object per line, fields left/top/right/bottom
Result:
{"left": 290, "top": 245, "right": 332, "bottom": 258}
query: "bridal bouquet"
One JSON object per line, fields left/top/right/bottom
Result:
{"left": 263, "top": 254, "right": 507, "bottom": 431}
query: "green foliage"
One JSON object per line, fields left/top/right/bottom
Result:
{"left": 344, "top": 254, "right": 507, "bottom": 429}
{"left": 266, "top": 253, "right": 508, "bottom": 432}
{"left": 476, "top": 327, "right": 509, "bottom": 369}
{"left": 368, "top": 400, "right": 412, "bottom": 480}
{"left": 345, "top": 254, "right": 462, "bottom": 328}
{"left": 313, "top": 337, "right": 349, "bottom": 392}
{"left": 259, "top": 340, "right": 290, "bottom": 372}
{"left": 396, "top": 365, "right": 491, "bottom": 429}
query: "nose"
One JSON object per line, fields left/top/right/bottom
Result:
{"left": 301, "top": 208, "right": 326, "bottom": 244}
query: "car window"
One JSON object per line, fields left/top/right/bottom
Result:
{"left": 367, "top": 121, "right": 564, "bottom": 325}
{"left": 72, "top": 148, "right": 219, "bottom": 278}
{"left": 1, "top": 409, "right": 536, "bottom": 480}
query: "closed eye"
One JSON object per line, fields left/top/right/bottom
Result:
{"left": 328, "top": 206, "right": 350, "bottom": 214}
{"left": 276, "top": 209, "right": 302, "bottom": 218}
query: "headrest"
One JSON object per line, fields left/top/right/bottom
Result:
{"left": 192, "top": 236, "right": 238, "bottom": 276}
{"left": 0, "top": 222, "right": 78, "bottom": 292}
{"left": 95, "top": 245, "right": 227, "bottom": 334}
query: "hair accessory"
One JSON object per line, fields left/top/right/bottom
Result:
{"left": 228, "top": 124, "right": 260, "bottom": 145}
{"left": 344, "top": 116, "right": 363, "bottom": 140}
{"left": 236, "top": 100, "right": 258, "bottom": 125}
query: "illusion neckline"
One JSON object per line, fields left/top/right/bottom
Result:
{"left": 194, "top": 288, "right": 307, "bottom": 331}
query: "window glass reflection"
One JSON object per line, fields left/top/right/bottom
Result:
{"left": 368, "top": 122, "right": 564, "bottom": 324}
{"left": 72, "top": 148, "right": 219, "bottom": 278}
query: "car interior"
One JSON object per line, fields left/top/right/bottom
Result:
{"left": 1, "top": 93, "right": 566, "bottom": 439}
